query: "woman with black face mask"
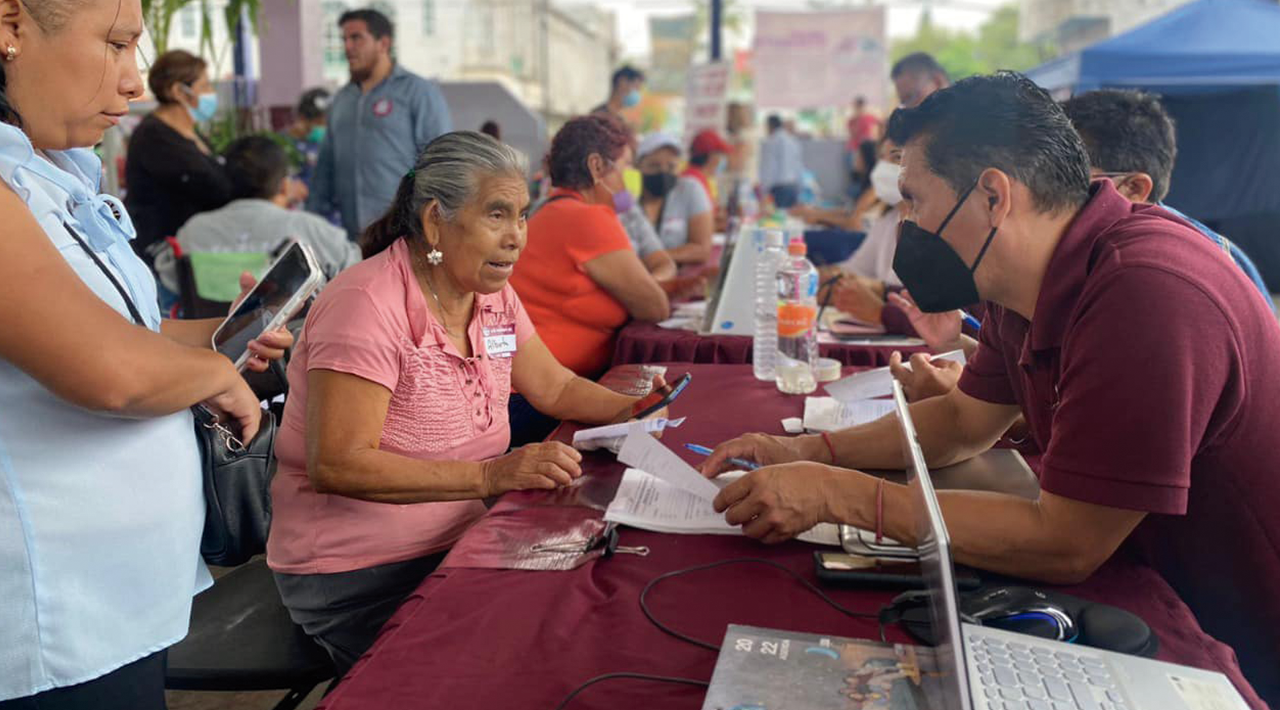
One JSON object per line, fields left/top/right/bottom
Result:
{"left": 635, "top": 132, "right": 714, "bottom": 265}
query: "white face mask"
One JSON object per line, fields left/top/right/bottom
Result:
{"left": 870, "top": 160, "right": 903, "bottom": 206}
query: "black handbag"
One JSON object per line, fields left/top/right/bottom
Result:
{"left": 64, "top": 223, "right": 277, "bottom": 567}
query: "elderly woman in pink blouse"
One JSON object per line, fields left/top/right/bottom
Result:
{"left": 267, "top": 132, "right": 661, "bottom": 674}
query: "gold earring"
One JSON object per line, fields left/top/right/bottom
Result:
{"left": 5, "top": 46, "right": 15, "bottom": 62}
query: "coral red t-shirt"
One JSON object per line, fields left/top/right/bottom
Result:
{"left": 510, "top": 189, "right": 632, "bottom": 377}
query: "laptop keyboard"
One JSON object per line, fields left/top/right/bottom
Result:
{"left": 968, "top": 633, "right": 1130, "bottom": 710}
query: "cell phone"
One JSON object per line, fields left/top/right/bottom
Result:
{"left": 211, "top": 241, "right": 323, "bottom": 370}
{"left": 814, "top": 551, "right": 981, "bottom": 590}
{"left": 629, "top": 373, "right": 692, "bottom": 421}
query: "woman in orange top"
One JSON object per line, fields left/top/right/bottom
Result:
{"left": 510, "top": 114, "right": 669, "bottom": 381}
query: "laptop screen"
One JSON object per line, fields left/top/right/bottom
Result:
{"left": 892, "top": 380, "right": 973, "bottom": 710}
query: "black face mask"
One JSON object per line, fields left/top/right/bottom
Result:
{"left": 642, "top": 172, "right": 678, "bottom": 198}
{"left": 892, "top": 182, "right": 999, "bottom": 313}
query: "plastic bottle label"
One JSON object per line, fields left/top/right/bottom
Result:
{"left": 777, "top": 302, "right": 816, "bottom": 337}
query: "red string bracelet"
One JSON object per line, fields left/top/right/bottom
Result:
{"left": 820, "top": 431, "right": 837, "bottom": 464}
{"left": 874, "top": 477, "right": 886, "bottom": 544}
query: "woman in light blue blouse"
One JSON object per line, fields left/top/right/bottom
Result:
{"left": 0, "top": 2, "right": 290, "bottom": 709}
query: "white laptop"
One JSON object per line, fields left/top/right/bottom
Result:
{"left": 891, "top": 379, "right": 1251, "bottom": 710}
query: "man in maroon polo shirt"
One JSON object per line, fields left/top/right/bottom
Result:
{"left": 701, "top": 73, "right": 1280, "bottom": 701}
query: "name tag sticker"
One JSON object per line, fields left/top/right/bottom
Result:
{"left": 483, "top": 324, "right": 517, "bottom": 358}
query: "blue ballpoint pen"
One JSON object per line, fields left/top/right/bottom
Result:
{"left": 959, "top": 310, "right": 981, "bottom": 331}
{"left": 685, "top": 443, "right": 761, "bottom": 471}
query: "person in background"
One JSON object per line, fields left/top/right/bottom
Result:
{"left": 847, "top": 95, "right": 882, "bottom": 148}
{"left": 510, "top": 113, "right": 669, "bottom": 382}
{"left": 636, "top": 132, "right": 714, "bottom": 264}
{"left": 846, "top": 96, "right": 881, "bottom": 193}
{"left": 268, "top": 132, "right": 666, "bottom": 675}
{"left": 891, "top": 52, "right": 950, "bottom": 108}
{"left": 816, "top": 137, "right": 908, "bottom": 325}
{"left": 683, "top": 128, "right": 731, "bottom": 205}
{"left": 282, "top": 87, "right": 330, "bottom": 188}
{"left": 615, "top": 197, "right": 678, "bottom": 281}
{"left": 1061, "top": 89, "right": 1272, "bottom": 308}
{"left": 0, "top": 2, "right": 291, "bottom": 705}
{"left": 850, "top": 138, "right": 878, "bottom": 198}
{"left": 723, "top": 101, "right": 758, "bottom": 208}
{"left": 124, "top": 49, "right": 230, "bottom": 265}
{"left": 480, "top": 119, "right": 501, "bottom": 141}
{"left": 307, "top": 8, "right": 452, "bottom": 241}
{"left": 174, "top": 136, "right": 360, "bottom": 280}
{"left": 592, "top": 65, "right": 645, "bottom": 119}
{"left": 759, "top": 114, "right": 804, "bottom": 209}
{"left": 702, "top": 77, "right": 1280, "bottom": 700}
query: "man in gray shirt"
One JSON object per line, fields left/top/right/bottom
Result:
{"left": 175, "top": 136, "right": 359, "bottom": 281}
{"left": 307, "top": 8, "right": 453, "bottom": 241}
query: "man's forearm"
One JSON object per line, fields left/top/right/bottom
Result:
{"left": 826, "top": 392, "right": 982, "bottom": 470}
{"left": 826, "top": 474, "right": 1127, "bottom": 584}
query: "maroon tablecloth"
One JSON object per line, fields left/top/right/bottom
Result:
{"left": 613, "top": 320, "right": 929, "bottom": 368}
{"left": 319, "top": 364, "right": 1266, "bottom": 710}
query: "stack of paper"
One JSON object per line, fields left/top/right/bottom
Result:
{"left": 571, "top": 417, "right": 686, "bottom": 453}
{"left": 823, "top": 349, "right": 967, "bottom": 402}
{"left": 802, "top": 397, "right": 896, "bottom": 433}
{"left": 604, "top": 468, "right": 842, "bottom": 546}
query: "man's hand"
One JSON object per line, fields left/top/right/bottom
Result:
{"left": 699, "top": 432, "right": 818, "bottom": 476}
{"left": 887, "top": 290, "right": 961, "bottom": 353}
{"left": 889, "top": 351, "right": 963, "bottom": 402}
{"left": 832, "top": 276, "right": 886, "bottom": 325}
{"left": 713, "top": 462, "right": 839, "bottom": 544}
{"left": 234, "top": 271, "right": 296, "bottom": 373}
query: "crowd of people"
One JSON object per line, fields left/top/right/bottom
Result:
{"left": 2, "top": 1, "right": 1277, "bottom": 708}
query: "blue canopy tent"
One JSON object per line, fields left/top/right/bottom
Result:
{"left": 1026, "top": 0, "right": 1280, "bottom": 288}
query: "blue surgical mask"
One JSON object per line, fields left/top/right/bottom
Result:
{"left": 621, "top": 89, "right": 641, "bottom": 109}
{"left": 185, "top": 86, "right": 219, "bottom": 123}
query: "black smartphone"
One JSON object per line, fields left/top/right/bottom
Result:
{"left": 628, "top": 373, "right": 692, "bottom": 421}
{"left": 814, "top": 551, "right": 982, "bottom": 590}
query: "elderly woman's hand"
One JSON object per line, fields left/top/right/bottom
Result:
{"left": 611, "top": 375, "right": 670, "bottom": 425}
{"left": 480, "top": 441, "right": 583, "bottom": 496}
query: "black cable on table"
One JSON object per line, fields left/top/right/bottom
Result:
{"left": 639, "top": 557, "right": 882, "bottom": 652}
{"left": 552, "top": 672, "right": 710, "bottom": 710}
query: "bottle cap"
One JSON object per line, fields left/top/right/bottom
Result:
{"left": 787, "top": 238, "right": 807, "bottom": 256}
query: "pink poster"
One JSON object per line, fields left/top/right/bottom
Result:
{"left": 753, "top": 8, "right": 887, "bottom": 110}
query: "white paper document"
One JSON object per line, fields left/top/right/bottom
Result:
{"left": 616, "top": 426, "right": 723, "bottom": 500}
{"left": 823, "top": 349, "right": 967, "bottom": 403}
{"left": 605, "top": 468, "right": 841, "bottom": 546}
{"left": 572, "top": 417, "right": 686, "bottom": 452}
{"left": 802, "top": 397, "right": 896, "bottom": 433}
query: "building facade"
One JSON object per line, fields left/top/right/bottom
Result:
{"left": 1019, "top": 0, "right": 1194, "bottom": 54}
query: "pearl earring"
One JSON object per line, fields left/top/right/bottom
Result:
{"left": 427, "top": 248, "right": 444, "bottom": 265}
{"left": 5, "top": 46, "right": 15, "bottom": 62}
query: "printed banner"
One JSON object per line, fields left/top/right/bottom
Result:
{"left": 683, "top": 61, "right": 733, "bottom": 147}
{"left": 753, "top": 8, "right": 887, "bottom": 109}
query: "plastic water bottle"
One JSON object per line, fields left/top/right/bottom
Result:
{"left": 752, "top": 229, "right": 786, "bottom": 381}
{"left": 775, "top": 238, "right": 819, "bottom": 394}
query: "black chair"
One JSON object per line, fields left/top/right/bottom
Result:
{"left": 165, "top": 559, "right": 335, "bottom": 710}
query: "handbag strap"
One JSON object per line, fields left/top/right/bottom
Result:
{"left": 64, "top": 222, "right": 249, "bottom": 450}
{"left": 63, "top": 222, "right": 146, "bottom": 326}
